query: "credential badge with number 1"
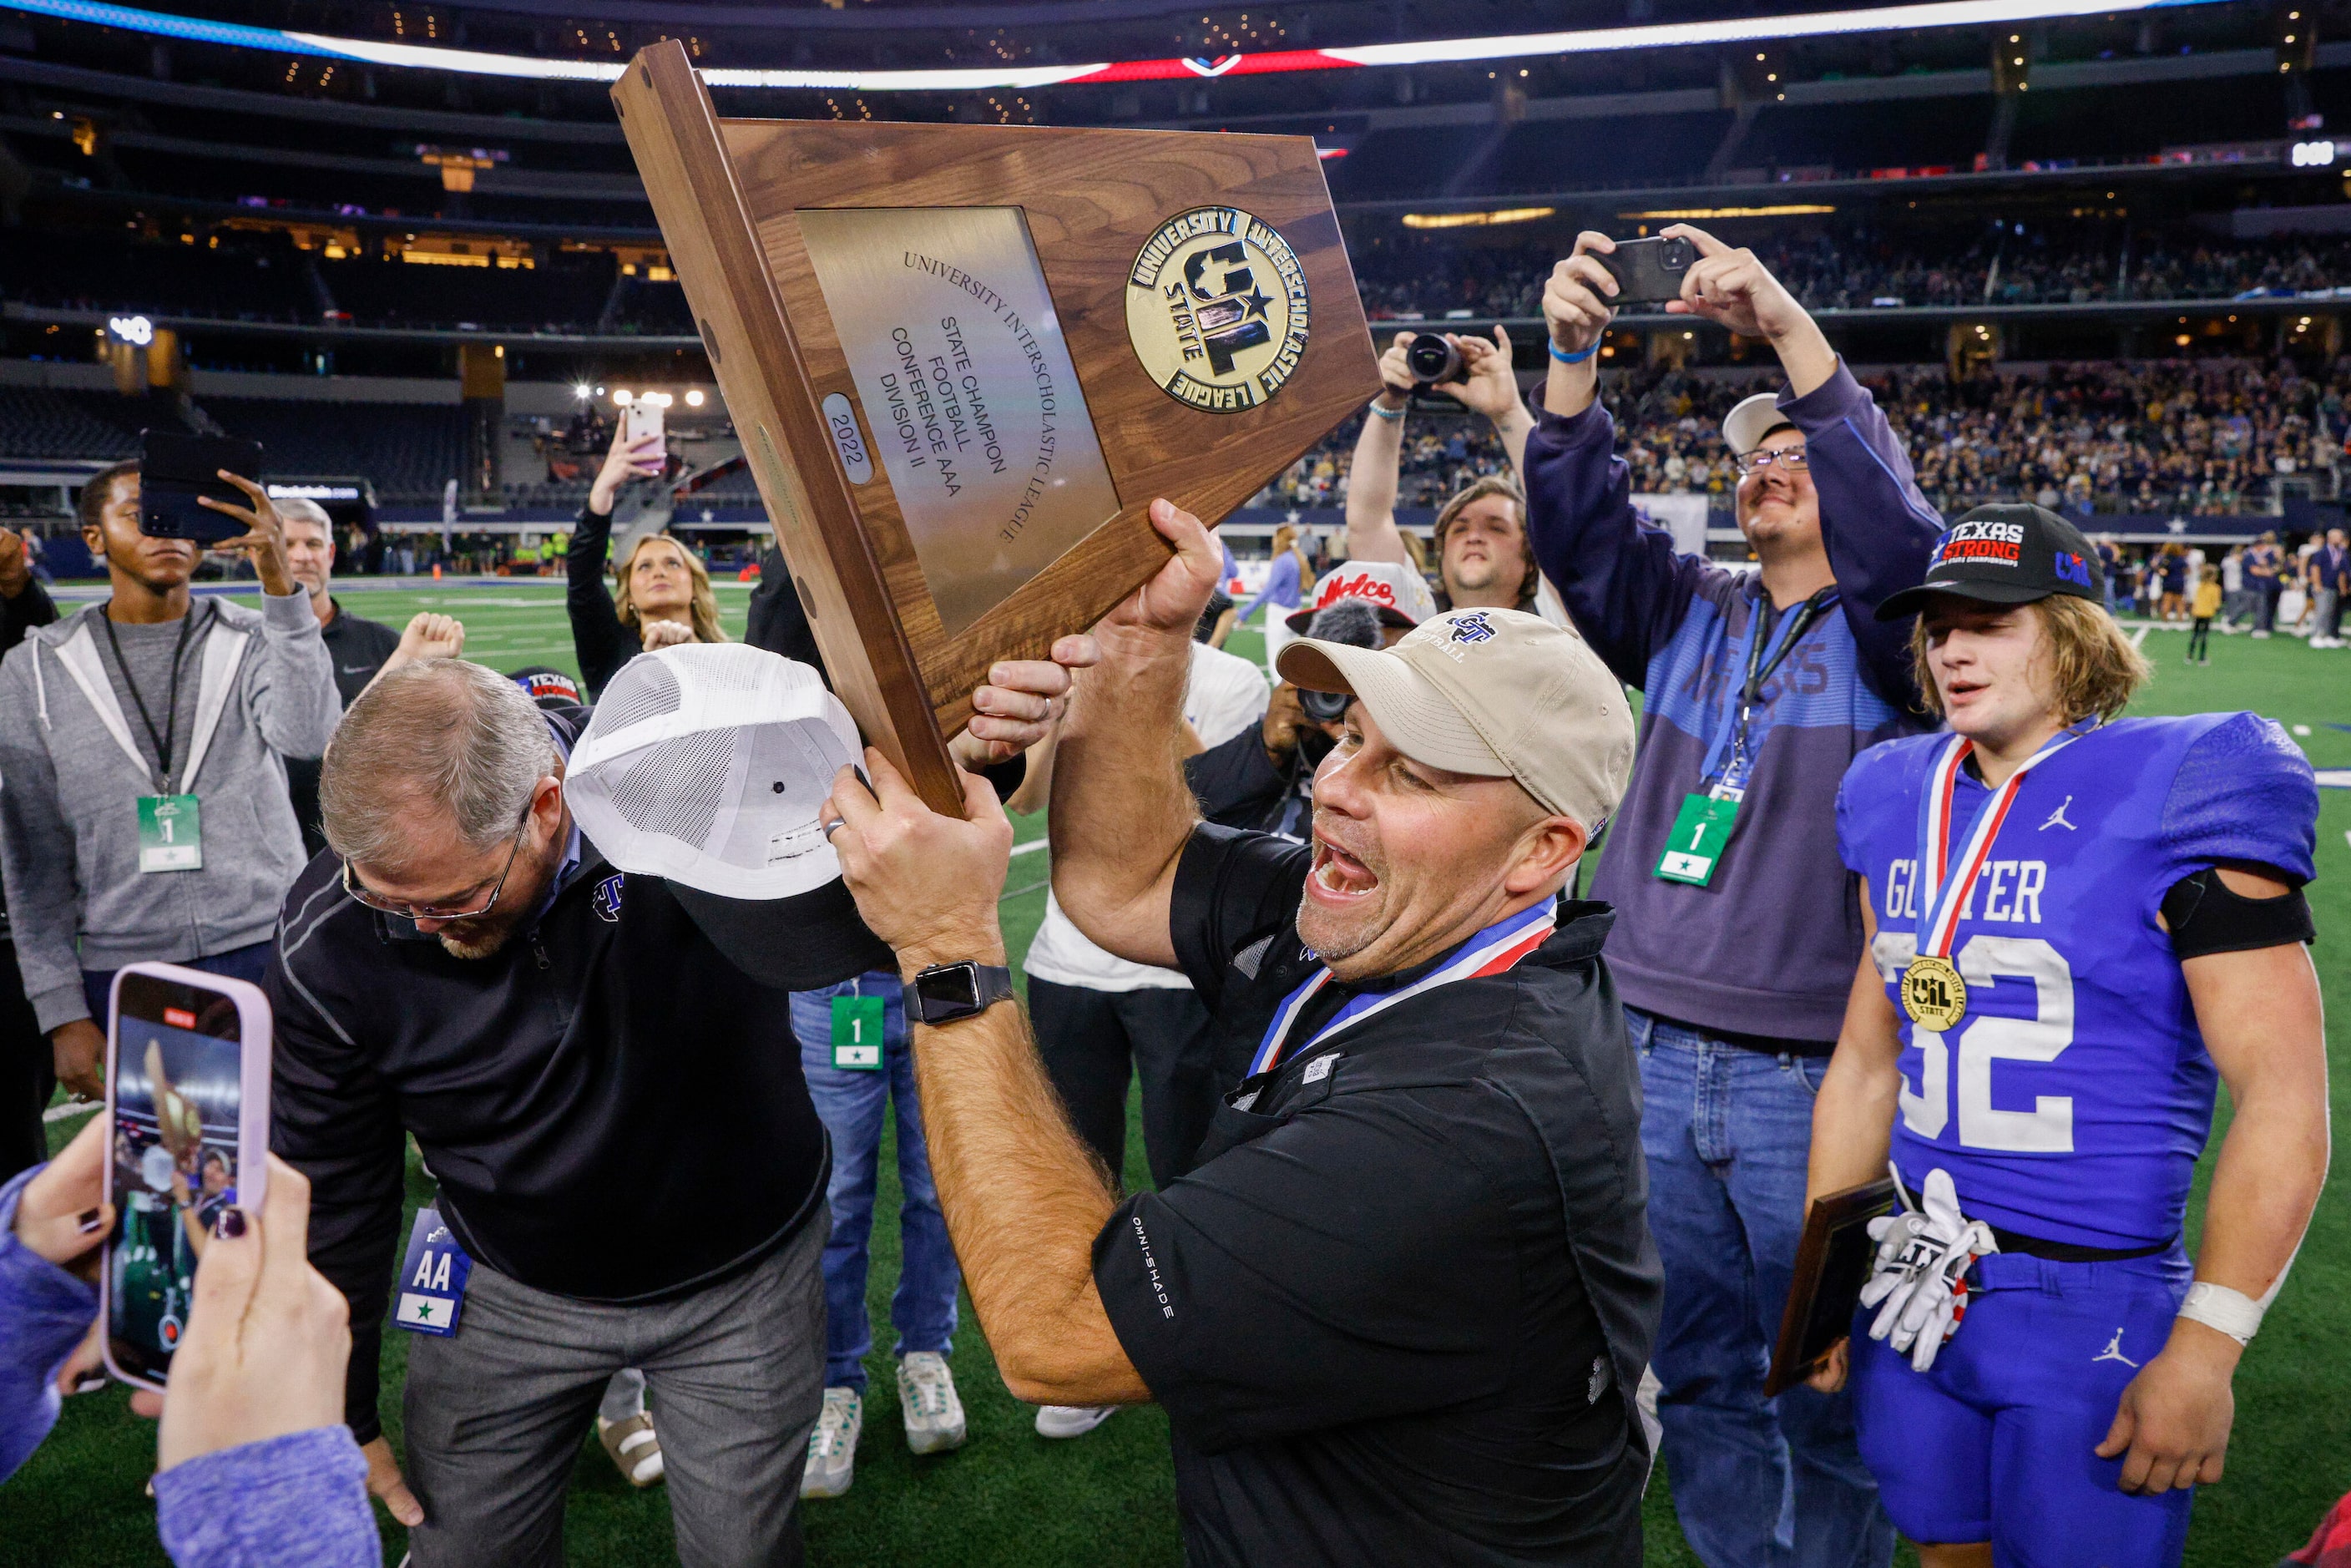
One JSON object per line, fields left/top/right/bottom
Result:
{"left": 1655, "top": 793, "right": 1738, "bottom": 887}
{"left": 135, "top": 794, "right": 202, "bottom": 873}
{"left": 832, "top": 994, "right": 884, "bottom": 1071}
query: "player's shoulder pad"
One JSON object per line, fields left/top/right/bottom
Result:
{"left": 2159, "top": 711, "right": 2318, "bottom": 886}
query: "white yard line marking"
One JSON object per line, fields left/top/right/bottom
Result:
{"left": 2128, "top": 626, "right": 2150, "bottom": 649}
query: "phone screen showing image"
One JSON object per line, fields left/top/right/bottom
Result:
{"left": 107, "top": 974, "right": 246, "bottom": 1388}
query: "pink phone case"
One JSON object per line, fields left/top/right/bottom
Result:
{"left": 99, "top": 961, "right": 273, "bottom": 1393}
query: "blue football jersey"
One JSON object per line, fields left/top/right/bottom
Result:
{"left": 1835, "top": 712, "right": 2317, "bottom": 1249}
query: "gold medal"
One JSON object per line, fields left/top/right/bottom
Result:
{"left": 1901, "top": 954, "right": 1968, "bottom": 1032}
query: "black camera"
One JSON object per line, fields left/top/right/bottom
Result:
{"left": 1596, "top": 235, "right": 1699, "bottom": 305}
{"left": 1404, "top": 332, "right": 1463, "bottom": 385}
{"left": 1297, "top": 686, "right": 1352, "bottom": 723}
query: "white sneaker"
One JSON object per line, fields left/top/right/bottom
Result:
{"left": 801, "top": 1387, "right": 862, "bottom": 1499}
{"left": 897, "top": 1352, "right": 968, "bottom": 1455}
{"left": 1034, "top": 1404, "right": 1119, "bottom": 1439}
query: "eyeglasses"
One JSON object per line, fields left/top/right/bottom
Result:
{"left": 1734, "top": 447, "right": 1810, "bottom": 478}
{"left": 341, "top": 811, "right": 532, "bottom": 923}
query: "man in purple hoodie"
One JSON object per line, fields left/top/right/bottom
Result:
{"left": 1525, "top": 225, "right": 1939, "bottom": 1568}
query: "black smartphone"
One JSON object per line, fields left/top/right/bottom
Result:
{"left": 101, "top": 963, "right": 273, "bottom": 1393}
{"left": 1596, "top": 235, "right": 1699, "bottom": 306}
{"left": 139, "top": 430, "right": 265, "bottom": 544}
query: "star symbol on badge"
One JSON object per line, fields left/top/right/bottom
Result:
{"left": 416, "top": 1302, "right": 434, "bottom": 1321}
{"left": 1239, "top": 287, "right": 1272, "bottom": 319}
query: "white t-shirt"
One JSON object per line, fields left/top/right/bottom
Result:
{"left": 1022, "top": 642, "right": 1270, "bottom": 993}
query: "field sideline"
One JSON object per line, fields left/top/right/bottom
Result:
{"left": 9, "top": 581, "right": 2346, "bottom": 1566}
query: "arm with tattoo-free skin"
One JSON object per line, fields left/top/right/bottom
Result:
{"left": 1807, "top": 875, "right": 2330, "bottom": 1500}
{"left": 823, "top": 753, "right": 1149, "bottom": 1407}
{"left": 1045, "top": 498, "right": 1228, "bottom": 970}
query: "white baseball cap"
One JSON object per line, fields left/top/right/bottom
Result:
{"left": 1276, "top": 607, "right": 1635, "bottom": 828}
{"left": 1722, "top": 391, "right": 1795, "bottom": 458}
{"left": 1286, "top": 559, "right": 1441, "bottom": 633}
{"left": 564, "top": 643, "right": 861, "bottom": 899}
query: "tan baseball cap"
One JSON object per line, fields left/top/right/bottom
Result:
{"left": 1276, "top": 607, "right": 1636, "bottom": 827}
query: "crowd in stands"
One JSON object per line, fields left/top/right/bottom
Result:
{"left": 14, "top": 220, "right": 2351, "bottom": 341}
{"left": 1254, "top": 356, "right": 2346, "bottom": 520}
{"left": 1351, "top": 224, "right": 2351, "bottom": 321}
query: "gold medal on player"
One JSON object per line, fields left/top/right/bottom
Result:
{"left": 1901, "top": 954, "right": 1968, "bottom": 1032}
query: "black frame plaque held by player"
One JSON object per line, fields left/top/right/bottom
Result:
{"left": 1764, "top": 1176, "right": 1900, "bottom": 1398}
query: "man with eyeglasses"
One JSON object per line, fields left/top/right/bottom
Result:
{"left": 1524, "top": 224, "right": 1941, "bottom": 1568}
{"left": 265, "top": 655, "right": 1070, "bottom": 1566}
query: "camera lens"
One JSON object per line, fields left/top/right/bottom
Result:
{"left": 1404, "top": 333, "right": 1462, "bottom": 384}
{"left": 1297, "top": 687, "right": 1352, "bottom": 722}
{"left": 1661, "top": 237, "right": 1696, "bottom": 270}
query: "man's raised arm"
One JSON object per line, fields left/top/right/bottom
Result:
{"left": 1049, "top": 498, "right": 1227, "bottom": 972}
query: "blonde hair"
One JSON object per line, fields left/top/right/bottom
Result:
{"left": 1910, "top": 594, "right": 2150, "bottom": 726}
{"left": 613, "top": 532, "right": 726, "bottom": 645}
{"left": 1433, "top": 474, "right": 1539, "bottom": 606}
{"left": 1398, "top": 529, "right": 1429, "bottom": 576}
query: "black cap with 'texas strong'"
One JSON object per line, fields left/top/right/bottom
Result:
{"left": 1875, "top": 503, "right": 2106, "bottom": 622}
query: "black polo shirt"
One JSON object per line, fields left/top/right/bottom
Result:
{"left": 1091, "top": 825, "right": 1660, "bottom": 1568}
{"left": 289, "top": 601, "right": 403, "bottom": 856}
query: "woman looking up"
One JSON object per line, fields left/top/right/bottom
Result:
{"left": 568, "top": 424, "right": 726, "bottom": 696}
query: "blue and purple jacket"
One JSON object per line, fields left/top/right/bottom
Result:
{"left": 1525, "top": 362, "right": 1942, "bottom": 1042}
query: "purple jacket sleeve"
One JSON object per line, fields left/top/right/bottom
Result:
{"left": 154, "top": 1427, "right": 381, "bottom": 1568}
{"left": 0, "top": 1163, "right": 99, "bottom": 1485}
{"left": 1775, "top": 362, "right": 1944, "bottom": 710}
{"left": 1522, "top": 400, "right": 1706, "bottom": 688}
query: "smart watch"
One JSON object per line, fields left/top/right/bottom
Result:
{"left": 906, "top": 960, "right": 1015, "bottom": 1025}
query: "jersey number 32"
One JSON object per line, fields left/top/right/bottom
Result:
{"left": 1871, "top": 933, "right": 2075, "bottom": 1153}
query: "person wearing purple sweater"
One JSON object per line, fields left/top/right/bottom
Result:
{"left": 1, "top": 1115, "right": 377, "bottom": 1567}
{"left": 1529, "top": 225, "right": 1939, "bottom": 1568}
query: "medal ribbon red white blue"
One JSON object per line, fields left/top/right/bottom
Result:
{"left": 1248, "top": 901, "right": 1559, "bottom": 1077}
{"left": 1912, "top": 724, "right": 2086, "bottom": 959}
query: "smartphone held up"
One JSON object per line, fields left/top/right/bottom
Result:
{"left": 137, "top": 431, "right": 265, "bottom": 546}
{"left": 99, "top": 963, "right": 273, "bottom": 1393}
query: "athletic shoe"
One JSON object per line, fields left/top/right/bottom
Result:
{"left": 801, "top": 1387, "right": 862, "bottom": 1499}
{"left": 898, "top": 1352, "right": 968, "bottom": 1455}
{"left": 597, "top": 1411, "right": 665, "bottom": 1488}
{"left": 2253, "top": 630, "right": 2273, "bottom": 639}
{"left": 1035, "top": 1404, "right": 1120, "bottom": 1439}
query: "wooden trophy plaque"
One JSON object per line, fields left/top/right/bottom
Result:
{"left": 614, "top": 41, "right": 1380, "bottom": 812}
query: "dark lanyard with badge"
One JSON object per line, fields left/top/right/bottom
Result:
{"left": 103, "top": 603, "right": 212, "bottom": 874}
{"left": 1654, "top": 586, "right": 1833, "bottom": 888}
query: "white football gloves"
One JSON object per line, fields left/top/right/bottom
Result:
{"left": 1858, "top": 1164, "right": 1999, "bottom": 1373}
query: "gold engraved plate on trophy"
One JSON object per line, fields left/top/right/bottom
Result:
{"left": 1901, "top": 954, "right": 1968, "bottom": 1032}
{"left": 1126, "top": 206, "right": 1312, "bottom": 415}
{"left": 798, "top": 206, "right": 1122, "bottom": 640}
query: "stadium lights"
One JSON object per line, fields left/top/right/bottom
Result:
{"left": 685, "top": 389, "right": 706, "bottom": 407}
{"left": 613, "top": 389, "right": 634, "bottom": 406}
{"left": 1401, "top": 206, "right": 1556, "bottom": 229}
{"left": 2291, "top": 139, "right": 2338, "bottom": 166}
{"left": 106, "top": 314, "right": 154, "bottom": 346}
{"left": 0, "top": 0, "right": 2239, "bottom": 92}
{"left": 1622, "top": 204, "right": 1838, "bottom": 219}
{"left": 574, "top": 383, "right": 591, "bottom": 399}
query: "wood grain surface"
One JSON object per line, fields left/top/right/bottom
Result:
{"left": 619, "top": 41, "right": 1379, "bottom": 801}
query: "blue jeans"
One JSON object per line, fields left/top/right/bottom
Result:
{"left": 1631, "top": 1009, "right": 1895, "bottom": 1568}
{"left": 790, "top": 971, "right": 959, "bottom": 1394}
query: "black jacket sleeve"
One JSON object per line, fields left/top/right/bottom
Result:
{"left": 0, "top": 578, "right": 58, "bottom": 655}
{"left": 265, "top": 932, "right": 408, "bottom": 1444}
{"left": 744, "top": 547, "right": 828, "bottom": 680}
{"left": 566, "top": 505, "right": 640, "bottom": 700}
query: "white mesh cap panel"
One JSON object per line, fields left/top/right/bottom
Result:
{"left": 564, "top": 644, "right": 862, "bottom": 899}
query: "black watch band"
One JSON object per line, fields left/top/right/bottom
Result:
{"left": 907, "top": 960, "right": 1015, "bottom": 1025}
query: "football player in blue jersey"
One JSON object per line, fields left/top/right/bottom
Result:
{"left": 1803, "top": 503, "right": 2328, "bottom": 1568}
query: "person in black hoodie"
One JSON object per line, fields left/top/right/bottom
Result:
{"left": 0, "top": 524, "right": 58, "bottom": 1183}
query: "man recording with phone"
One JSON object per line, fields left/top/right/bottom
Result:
{"left": 1524, "top": 223, "right": 1940, "bottom": 1568}
{"left": 0, "top": 457, "right": 339, "bottom": 1107}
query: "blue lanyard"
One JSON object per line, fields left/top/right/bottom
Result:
{"left": 1700, "top": 585, "right": 1833, "bottom": 791}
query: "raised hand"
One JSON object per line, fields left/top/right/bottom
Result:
{"left": 1541, "top": 233, "right": 1621, "bottom": 357}
{"left": 199, "top": 471, "right": 296, "bottom": 598}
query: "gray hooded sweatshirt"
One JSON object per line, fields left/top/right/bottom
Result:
{"left": 0, "top": 591, "right": 341, "bottom": 1032}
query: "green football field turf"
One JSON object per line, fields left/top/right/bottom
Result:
{"left": 11, "top": 583, "right": 2348, "bottom": 1566}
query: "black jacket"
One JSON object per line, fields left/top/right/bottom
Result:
{"left": 268, "top": 710, "right": 889, "bottom": 1439}
{"left": 564, "top": 504, "right": 639, "bottom": 699}
{"left": 288, "top": 602, "right": 403, "bottom": 858}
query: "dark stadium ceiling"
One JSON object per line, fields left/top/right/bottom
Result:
{"left": 0, "top": 0, "right": 2255, "bottom": 89}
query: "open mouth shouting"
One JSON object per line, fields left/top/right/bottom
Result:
{"left": 1308, "top": 832, "right": 1382, "bottom": 905}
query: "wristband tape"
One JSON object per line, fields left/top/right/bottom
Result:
{"left": 1367, "top": 397, "right": 1406, "bottom": 421}
{"left": 1550, "top": 340, "right": 1600, "bottom": 365}
{"left": 2179, "top": 1281, "right": 2264, "bottom": 1344}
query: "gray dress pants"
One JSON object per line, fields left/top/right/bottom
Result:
{"left": 402, "top": 1210, "right": 828, "bottom": 1568}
